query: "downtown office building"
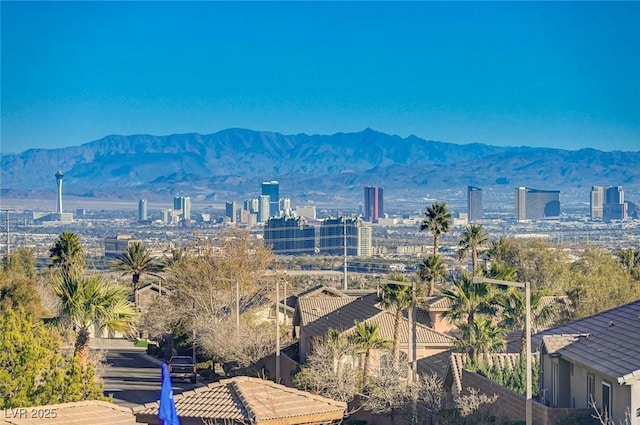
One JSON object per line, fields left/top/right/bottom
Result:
{"left": 514, "top": 187, "right": 560, "bottom": 221}
{"left": 467, "top": 186, "right": 483, "bottom": 222}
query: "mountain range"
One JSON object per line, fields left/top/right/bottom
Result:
{"left": 1, "top": 128, "right": 639, "bottom": 204}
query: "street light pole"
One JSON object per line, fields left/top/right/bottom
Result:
{"left": 275, "top": 278, "right": 281, "bottom": 383}
{"left": 473, "top": 277, "right": 532, "bottom": 425}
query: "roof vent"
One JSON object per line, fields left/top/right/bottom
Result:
{"left": 609, "top": 321, "right": 615, "bottom": 326}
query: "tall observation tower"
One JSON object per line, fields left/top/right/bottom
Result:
{"left": 55, "top": 170, "right": 64, "bottom": 213}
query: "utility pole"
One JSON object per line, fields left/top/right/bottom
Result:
{"left": 343, "top": 216, "right": 347, "bottom": 290}
{"left": 236, "top": 279, "right": 240, "bottom": 338}
{"left": 275, "top": 278, "right": 281, "bottom": 383}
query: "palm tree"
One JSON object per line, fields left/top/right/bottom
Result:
{"left": 350, "top": 321, "right": 391, "bottom": 390}
{"left": 455, "top": 316, "right": 506, "bottom": 359}
{"left": 49, "top": 231, "right": 84, "bottom": 273}
{"left": 111, "top": 242, "right": 164, "bottom": 292}
{"left": 419, "top": 201, "right": 452, "bottom": 255}
{"left": 52, "top": 271, "right": 137, "bottom": 369}
{"left": 162, "top": 247, "right": 188, "bottom": 269}
{"left": 457, "top": 224, "right": 489, "bottom": 274}
{"left": 440, "top": 272, "right": 495, "bottom": 326}
{"left": 377, "top": 282, "right": 412, "bottom": 365}
{"left": 418, "top": 254, "right": 447, "bottom": 297}
{"left": 484, "top": 261, "right": 518, "bottom": 281}
{"left": 326, "top": 328, "right": 351, "bottom": 380}
{"left": 495, "top": 288, "right": 555, "bottom": 354}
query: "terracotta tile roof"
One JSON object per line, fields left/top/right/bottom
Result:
{"left": 295, "top": 297, "right": 358, "bottom": 327}
{"left": 0, "top": 400, "right": 138, "bottom": 425}
{"left": 422, "top": 296, "right": 452, "bottom": 311}
{"left": 417, "top": 349, "right": 454, "bottom": 380}
{"left": 340, "top": 310, "right": 454, "bottom": 347}
{"left": 134, "top": 376, "right": 346, "bottom": 425}
{"left": 534, "top": 299, "right": 640, "bottom": 384}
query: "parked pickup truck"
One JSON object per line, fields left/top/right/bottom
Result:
{"left": 168, "top": 356, "right": 197, "bottom": 384}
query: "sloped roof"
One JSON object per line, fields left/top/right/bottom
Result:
{"left": 303, "top": 296, "right": 382, "bottom": 337}
{"left": 134, "top": 376, "right": 346, "bottom": 425}
{"left": 340, "top": 310, "right": 454, "bottom": 347}
{"left": 417, "top": 349, "right": 454, "bottom": 380}
{"left": 422, "top": 296, "right": 452, "bottom": 311}
{"left": 534, "top": 299, "right": 640, "bottom": 385}
{"left": 0, "top": 400, "right": 138, "bottom": 425}
{"left": 295, "top": 297, "right": 358, "bottom": 327}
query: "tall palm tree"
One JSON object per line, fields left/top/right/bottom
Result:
{"left": 418, "top": 254, "right": 447, "bottom": 297}
{"left": 350, "top": 321, "right": 391, "bottom": 390}
{"left": 440, "top": 272, "right": 495, "bottom": 326}
{"left": 419, "top": 202, "right": 452, "bottom": 255}
{"left": 455, "top": 316, "right": 506, "bottom": 359}
{"left": 495, "top": 288, "right": 556, "bottom": 354}
{"left": 162, "top": 247, "right": 188, "bottom": 269}
{"left": 52, "top": 271, "right": 137, "bottom": 369}
{"left": 457, "top": 224, "right": 489, "bottom": 274}
{"left": 377, "top": 282, "right": 412, "bottom": 365}
{"left": 111, "top": 242, "right": 164, "bottom": 292}
{"left": 49, "top": 231, "right": 84, "bottom": 273}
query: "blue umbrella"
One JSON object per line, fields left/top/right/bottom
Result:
{"left": 158, "top": 362, "right": 180, "bottom": 425}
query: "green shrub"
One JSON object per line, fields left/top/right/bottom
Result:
{"left": 555, "top": 413, "right": 593, "bottom": 425}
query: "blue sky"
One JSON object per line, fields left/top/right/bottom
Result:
{"left": 1, "top": 1, "right": 639, "bottom": 153}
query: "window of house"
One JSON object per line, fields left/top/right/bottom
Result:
{"left": 602, "top": 381, "right": 612, "bottom": 423}
{"left": 587, "top": 374, "right": 595, "bottom": 406}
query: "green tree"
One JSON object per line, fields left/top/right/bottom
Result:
{"left": 2, "top": 247, "right": 36, "bottom": 278}
{"left": 378, "top": 282, "right": 413, "bottom": 365}
{"left": 617, "top": 247, "right": 640, "bottom": 279}
{"left": 487, "top": 237, "right": 571, "bottom": 292}
{"left": 454, "top": 316, "right": 506, "bottom": 359}
{"left": 350, "top": 321, "right": 392, "bottom": 390}
{"left": 457, "top": 224, "right": 489, "bottom": 274}
{"left": 0, "top": 309, "right": 106, "bottom": 408}
{"left": 566, "top": 246, "right": 640, "bottom": 319}
{"left": 419, "top": 202, "right": 452, "bottom": 255}
{"left": 418, "top": 254, "right": 447, "bottom": 297}
{"left": 440, "top": 272, "right": 495, "bottom": 326}
{"left": 0, "top": 269, "right": 43, "bottom": 318}
{"left": 49, "top": 231, "right": 84, "bottom": 273}
{"left": 111, "top": 241, "right": 164, "bottom": 292}
{"left": 52, "top": 271, "right": 137, "bottom": 369}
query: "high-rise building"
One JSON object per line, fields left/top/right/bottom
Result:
{"left": 244, "top": 199, "right": 259, "bottom": 213}
{"left": 264, "top": 216, "right": 316, "bottom": 255}
{"left": 319, "top": 216, "right": 371, "bottom": 257}
{"left": 604, "top": 186, "right": 627, "bottom": 222}
{"left": 225, "top": 201, "right": 239, "bottom": 223}
{"left": 296, "top": 205, "right": 317, "bottom": 220}
{"left": 138, "top": 199, "right": 148, "bottom": 222}
{"left": 279, "top": 198, "right": 292, "bottom": 217}
{"left": 514, "top": 187, "right": 560, "bottom": 221}
{"left": 590, "top": 186, "right": 606, "bottom": 220}
{"left": 262, "top": 180, "right": 280, "bottom": 217}
{"left": 173, "top": 196, "right": 191, "bottom": 222}
{"left": 467, "top": 186, "right": 483, "bottom": 222}
{"left": 364, "top": 186, "right": 383, "bottom": 223}
{"left": 36, "top": 170, "right": 73, "bottom": 222}
{"left": 258, "top": 195, "right": 271, "bottom": 223}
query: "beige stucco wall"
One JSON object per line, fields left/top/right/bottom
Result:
{"left": 541, "top": 352, "right": 632, "bottom": 424}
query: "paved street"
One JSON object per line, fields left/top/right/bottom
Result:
{"left": 103, "top": 348, "right": 203, "bottom": 408}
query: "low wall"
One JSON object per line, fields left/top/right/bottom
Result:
{"left": 460, "top": 369, "right": 591, "bottom": 425}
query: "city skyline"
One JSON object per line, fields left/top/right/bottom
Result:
{"left": 2, "top": 2, "right": 639, "bottom": 154}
